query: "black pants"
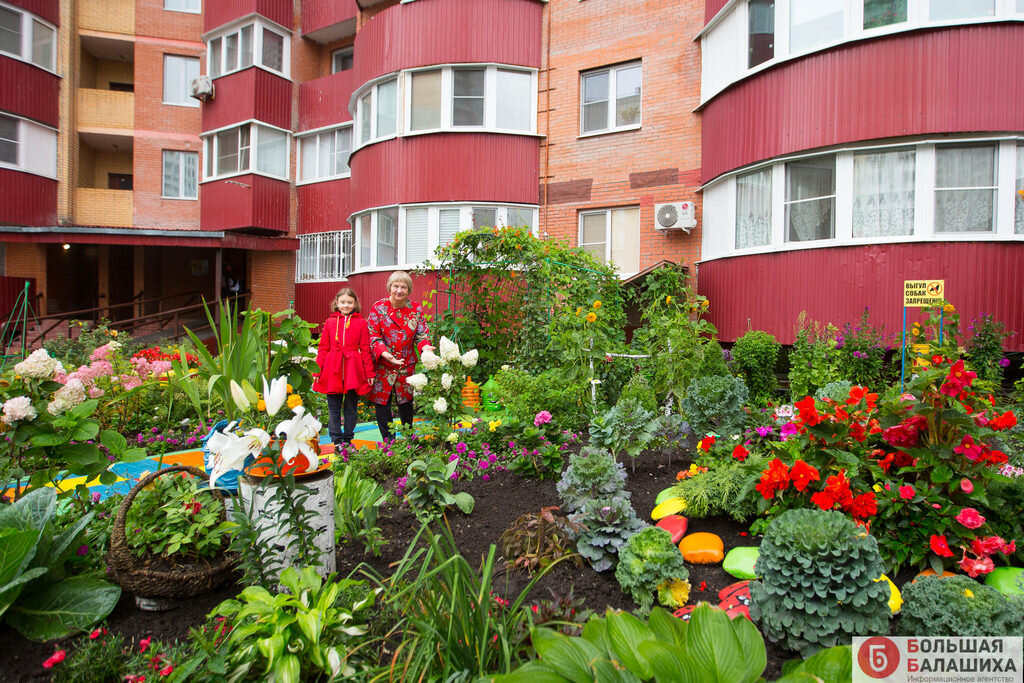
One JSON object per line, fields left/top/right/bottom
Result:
{"left": 327, "top": 391, "right": 360, "bottom": 445}
{"left": 374, "top": 391, "right": 414, "bottom": 441}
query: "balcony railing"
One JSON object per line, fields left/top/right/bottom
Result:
{"left": 75, "top": 188, "right": 133, "bottom": 227}
{"left": 77, "top": 89, "right": 134, "bottom": 131}
{"left": 79, "top": 0, "right": 134, "bottom": 35}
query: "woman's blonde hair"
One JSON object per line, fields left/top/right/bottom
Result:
{"left": 331, "top": 287, "right": 360, "bottom": 312}
{"left": 386, "top": 270, "right": 414, "bottom": 293}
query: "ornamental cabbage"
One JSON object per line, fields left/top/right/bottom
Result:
{"left": 614, "top": 527, "right": 690, "bottom": 615}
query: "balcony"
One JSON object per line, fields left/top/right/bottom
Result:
{"left": 77, "top": 89, "right": 134, "bottom": 131}
{"left": 79, "top": 0, "right": 134, "bottom": 35}
{"left": 75, "top": 188, "right": 133, "bottom": 227}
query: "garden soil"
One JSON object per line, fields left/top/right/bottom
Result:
{"left": 3, "top": 450, "right": 853, "bottom": 681}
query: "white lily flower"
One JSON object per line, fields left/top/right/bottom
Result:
{"left": 229, "top": 380, "right": 250, "bottom": 412}
{"left": 460, "top": 349, "right": 479, "bottom": 368}
{"left": 406, "top": 373, "right": 429, "bottom": 391}
{"left": 433, "top": 397, "right": 448, "bottom": 413}
{"left": 208, "top": 425, "right": 270, "bottom": 488}
{"left": 420, "top": 349, "right": 444, "bottom": 370}
{"left": 439, "top": 336, "right": 461, "bottom": 362}
{"left": 441, "top": 373, "right": 453, "bottom": 390}
{"left": 275, "top": 406, "right": 323, "bottom": 470}
{"left": 262, "top": 375, "right": 288, "bottom": 417}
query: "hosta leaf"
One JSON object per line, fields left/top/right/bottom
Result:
{"left": 4, "top": 576, "right": 120, "bottom": 641}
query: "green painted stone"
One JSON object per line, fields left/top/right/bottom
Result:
{"left": 984, "top": 567, "right": 1024, "bottom": 596}
{"left": 655, "top": 487, "right": 678, "bottom": 506}
{"left": 723, "top": 546, "right": 760, "bottom": 580}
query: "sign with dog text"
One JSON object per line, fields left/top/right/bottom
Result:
{"left": 904, "top": 280, "right": 945, "bottom": 307}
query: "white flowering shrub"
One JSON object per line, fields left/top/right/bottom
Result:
{"left": 409, "top": 336, "right": 482, "bottom": 434}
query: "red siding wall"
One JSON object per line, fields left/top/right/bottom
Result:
{"left": 11, "top": 0, "right": 58, "bottom": 25}
{"left": 697, "top": 242, "right": 1024, "bottom": 351}
{"left": 298, "top": 180, "right": 351, "bottom": 234}
{"left": 0, "top": 170, "right": 56, "bottom": 225}
{"left": 298, "top": 71, "right": 356, "bottom": 132}
{"left": 0, "top": 58, "right": 59, "bottom": 126}
{"left": 353, "top": 0, "right": 542, "bottom": 88}
{"left": 702, "top": 24, "right": 1024, "bottom": 181}
{"left": 201, "top": 68, "right": 292, "bottom": 132}
{"left": 0, "top": 275, "right": 36, "bottom": 320}
{"left": 349, "top": 134, "right": 539, "bottom": 215}
{"left": 301, "top": 0, "right": 358, "bottom": 38}
{"left": 200, "top": 174, "right": 290, "bottom": 232}
{"left": 204, "top": 0, "right": 291, "bottom": 32}
{"left": 704, "top": 0, "right": 728, "bottom": 24}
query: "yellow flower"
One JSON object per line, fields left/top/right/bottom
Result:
{"left": 257, "top": 399, "right": 266, "bottom": 411}
{"left": 286, "top": 384, "right": 294, "bottom": 394}
{"left": 489, "top": 419, "right": 502, "bottom": 432}
{"left": 943, "top": 304, "right": 955, "bottom": 315}
{"left": 110, "top": 330, "right": 118, "bottom": 337}
{"left": 575, "top": 307, "right": 582, "bottom": 316}
{"left": 665, "top": 296, "right": 672, "bottom": 305}
{"left": 592, "top": 301, "right": 602, "bottom": 309}
{"left": 700, "top": 300, "right": 709, "bottom": 309}
{"left": 585, "top": 312, "right": 597, "bottom": 323}
{"left": 287, "top": 394, "right": 302, "bottom": 409}
{"left": 964, "top": 589, "right": 974, "bottom": 598}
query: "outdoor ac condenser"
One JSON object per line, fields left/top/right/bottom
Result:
{"left": 654, "top": 202, "right": 697, "bottom": 233}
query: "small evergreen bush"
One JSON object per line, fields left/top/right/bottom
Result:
{"left": 569, "top": 497, "right": 646, "bottom": 572}
{"left": 731, "top": 330, "right": 780, "bottom": 401}
{"left": 898, "top": 575, "right": 1024, "bottom": 637}
{"left": 749, "top": 509, "right": 890, "bottom": 657}
{"left": 668, "top": 454, "right": 765, "bottom": 522}
{"left": 680, "top": 375, "right": 749, "bottom": 437}
{"left": 699, "top": 339, "right": 731, "bottom": 378}
{"left": 556, "top": 447, "right": 629, "bottom": 513}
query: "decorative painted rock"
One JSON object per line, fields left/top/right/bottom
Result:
{"left": 874, "top": 574, "right": 902, "bottom": 614}
{"left": 651, "top": 498, "right": 686, "bottom": 520}
{"left": 984, "top": 567, "right": 1024, "bottom": 596}
{"left": 718, "top": 580, "right": 750, "bottom": 603}
{"left": 721, "top": 603, "right": 751, "bottom": 621}
{"left": 655, "top": 515, "right": 688, "bottom": 543}
{"left": 673, "top": 604, "right": 697, "bottom": 620}
{"left": 655, "top": 487, "right": 679, "bottom": 506}
{"left": 912, "top": 569, "right": 957, "bottom": 583}
{"left": 679, "top": 532, "right": 724, "bottom": 564}
{"left": 722, "top": 546, "right": 760, "bottom": 580}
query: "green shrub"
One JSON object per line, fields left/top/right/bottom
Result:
{"left": 731, "top": 330, "right": 780, "bottom": 401}
{"left": 556, "top": 447, "right": 629, "bottom": 513}
{"left": 964, "top": 314, "right": 1012, "bottom": 383}
{"left": 898, "top": 575, "right": 1024, "bottom": 637}
{"left": 617, "top": 372, "right": 658, "bottom": 412}
{"left": 700, "top": 339, "right": 732, "bottom": 378}
{"left": 834, "top": 308, "right": 890, "bottom": 388}
{"left": 815, "top": 380, "right": 853, "bottom": 403}
{"left": 614, "top": 527, "right": 690, "bottom": 615}
{"left": 986, "top": 474, "right": 1024, "bottom": 564}
{"left": 668, "top": 454, "right": 766, "bottom": 522}
{"left": 333, "top": 464, "right": 388, "bottom": 556}
{"left": 680, "top": 374, "right": 749, "bottom": 437}
{"left": 493, "top": 367, "right": 590, "bottom": 430}
{"left": 569, "top": 497, "right": 646, "bottom": 572}
{"left": 749, "top": 509, "right": 890, "bottom": 657}
{"left": 788, "top": 313, "right": 840, "bottom": 400}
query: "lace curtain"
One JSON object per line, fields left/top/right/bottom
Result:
{"left": 853, "top": 149, "right": 915, "bottom": 237}
{"left": 786, "top": 157, "right": 835, "bottom": 242}
{"left": 934, "top": 145, "right": 996, "bottom": 233}
{"left": 736, "top": 168, "right": 772, "bottom": 249}
{"left": 1016, "top": 144, "right": 1024, "bottom": 235}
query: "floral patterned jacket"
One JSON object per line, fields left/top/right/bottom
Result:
{"left": 365, "top": 298, "right": 431, "bottom": 404}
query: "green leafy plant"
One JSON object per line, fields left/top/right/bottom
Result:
{"left": 777, "top": 645, "right": 853, "bottom": 683}
{"left": 490, "top": 604, "right": 767, "bottom": 683}
{"left": 125, "top": 473, "right": 231, "bottom": 560}
{"left": 788, "top": 312, "right": 840, "bottom": 401}
{"left": 835, "top": 307, "right": 890, "bottom": 388}
{"left": 334, "top": 463, "right": 388, "bottom": 556}
{"left": 513, "top": 587, "right": 593, "bottom": 647}
{"left": 731, "top": 330, "right": 780, "bottom": 402}
{"left": 569, "top": 497, "right": 646, "bottom": 572}
{"left": 964, "top": 313, "right": 1012, "bottom": 383}
{"left": 699, "top": 339, "right": 731, "bottom": 378}
{"left": 614, "top": 527, "right": 691, "bottom": 615}
{"left": 0, "top": 488, "right": 121, "bottom": 641}
{"left": 749, "top": 509, "right": 891, "bottom": 657}
{"left": 814, "top": 380, "right": 853, "bottom": 402}
{"left": 500, "top": 506, "right": 583, "bottom": 574}
{"left": 680, "top": 374, "right": 749, "bottom": 438}
{"left": 897, "top": 574, "right": 1024, "bottom": 637}
{"left": 556, "top": 447, "right": 630, "bottom": 513}
{"left": 668, "top": 454, "right": 766, "bottom": 522}
{"left": 492, "top": 367, "right": 592, "bottom": 431}
{"left": 212, "top": 567, "right": 379, "bottom": 682}
{"left": 588, "top": 398, "right": 660, "bottom": 471}
{"left": 404, "top": 457, "right": 475, "bottom": 520}
{"left": 616, "top": 371, "right": 658, "bottom": 412}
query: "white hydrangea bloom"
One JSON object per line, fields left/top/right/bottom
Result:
{"left": 433, "top": 397, "right": 448, "bottom": 414}
{"left": 47, "top": 378, "right": 87, "bottom": 415}
{"left": 460, "top": 349, "right": 479, "bottom": 368}
{"left": 420, "top": 349, "right": 444, "bottom": 370}
{"left": 14, "top": 349, "right": 63, "bottom": 379}
{"left": 406, "top": 373, "right": 429, "bottom": 391}
{"left": 439, "top": 336, "right": 461, "bottom": 362}
{"left": 441, "top": 373, "right": 453, "bottom": 390}
{"left": 2, "top": 396, "right": 38, "bottom": 424}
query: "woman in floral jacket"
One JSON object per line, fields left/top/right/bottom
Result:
{"left": 366, "top": 271, "right": 434, "bottom": 441}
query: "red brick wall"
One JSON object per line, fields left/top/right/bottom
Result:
{"left": 5, "top": 242, "right": 48, "bottom": 312}
{"left": 539, "top": 0, "right": 704, "bottom": 276}
{"left": 248, "top": 249, "right": 295, "bottom": 313}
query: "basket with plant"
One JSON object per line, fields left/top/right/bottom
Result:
{"left": 106, "top": 465, "right": 235, "bottom": 602}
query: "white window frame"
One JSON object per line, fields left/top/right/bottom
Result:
{"left": 699, "top": 135, "right": 1024, "bottom": 261}
{"left": 163, "top": 54, "right": 200, "bottom": 107}
{"left": 164, "top": 0, "right": 200, "bottom": 14}
{"left": 699, "top": 0, "right": 1024, "bottom": 105}
{"left": 577, "top": 207, "right": 641, "bottom": 276}
{"left": 200, "top": 120, "right": 291, "bottom": 182}
{"left": 205, "top": 18, "right": 290, "bottom": 79}
{"left": 401, "top": 64, "right": 538, "bottom": 137}
{"left": 933, "top": 142, "right": 999, "bottom": 233}
{"left": 296, "top": 230, "right": 353, "bottom": 282}
{"left": 579, "top": 61, "right": 643, "bottom": 137}
{"left": 353, "top": 76, "right": 400, "bottom": 147}
{"left": 297, "top": 124, "right": 353, "bottom": 184}
{"left": 351, "top": 203, "right": 539, "bottom": 272}
{"left": 0, "top": 2, "right": 56, "bottom": 73}
{"left": 161, "top": 150, "right": 199, "bottom": 199}
{"left": 331, "top": 47, "right": 353, "bottom": 74}
{"left": 0, "top": 112, "right": 57, "bottom": 178}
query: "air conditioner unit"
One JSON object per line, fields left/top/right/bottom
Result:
{"left": 190, "top": 75, "right": 215, "bottom": 102}
{"left": 654, "top": 202, "right": 696, "bottom": 233}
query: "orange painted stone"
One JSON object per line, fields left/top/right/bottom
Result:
{"left": 912, "top": 569, "right": 957, "bottom": 583}
{"left": 679, "top": 532, "right": 724, "bottom": 564}
{"left": 655, "top": 515, "right": 688, "bottom": 544}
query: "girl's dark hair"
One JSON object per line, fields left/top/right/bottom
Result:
{"left": 331, "top": 287, "right": 360, "bottom": 313}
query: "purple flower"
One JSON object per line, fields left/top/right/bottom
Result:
{"left": 150, "top": 427, "right": 159, "bottom": 434}
{"left": 456, "top": 442, "right": 468, "bottom": 454}
{"left": 91, "top": 492, "right": 101, "bottom": 504}
{"left": 533, "top": 410, "right": 552, "bottom": 427}
{"left": 998, "top": 357, "right": 1010, "bottom": 368}
{"left": 852, "top": 350, "right": 868, "bottom": 359}
{"left": 449, "top": 453, "right": 459, "bottom": 462}
{"left": 479, "top": 460, "right": 489, "bottom": 469}
{"left": 482, "top": 474, "right": 490, "bottom": 481}
{"left": 76, "top": 544, "right": 89, "bottom": 556}
{"left": 755, "top": 425, "right": 774, "bottom": 437}
{"left": 780, "top": 422, "right": 799, "bottom": 441}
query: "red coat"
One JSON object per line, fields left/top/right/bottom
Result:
{"left": 312, "top": 312, "right": 375, "bottom": 395}
{"left": 366, "top": 298, "right": 431, "bottom": 404}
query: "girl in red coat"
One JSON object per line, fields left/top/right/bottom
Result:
{"left": 312, "top": 288, "right": 375, "bottom": 448}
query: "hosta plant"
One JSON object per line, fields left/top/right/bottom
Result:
{"left": 556, "top": 447, "right": 629, "bottom": 513}
{"left": 500, "top": 506, "right": 583, "bottom": 574}
{"left": 614, "top": 527, "right": 690, "bottom": 615}
{"left": 749, "top": 509, "right": 890, "bottom": 657}
{"left": 569, "top": 497, "right": 646, "bottom": 572}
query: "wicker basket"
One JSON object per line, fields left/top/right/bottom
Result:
{"left": 106, "top": 465, "right": 236, "bottom": 600}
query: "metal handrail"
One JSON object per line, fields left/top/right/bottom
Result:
{"left": 103, "top": 292, "right": 250, "bottom": 341}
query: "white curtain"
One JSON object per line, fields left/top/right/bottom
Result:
{"left": 610, "top": 208, "right": 640, "bottom": 274}
{"left": 410, "top": 70, "right": 442, "bottom": 131}
{"left": 439, "top": 208, "right": 461, "bottom": 246}
{"left": 934, "top": 145, "right": 995, "bottom": 233}
{"left": 790, "top": 0, "right": 843, "bottom": 53}
{"left": 853, "top": 149, "right": 915, "bottom": 237}
{"left": 736, "top": 167, "right": 772, "bottom": 248}
{"left": 376, "top": 79, "right": 397, "bottom": 138}
{"left": 786, "top": 157, "right": 835, "bottom": 242}
{"left": 405, "top": 208, "right": 429, "bottom": 265}
{"left": 1016, "top": 144, "right": 1024, "bottom": 234}
{"left": 930, "top": 0, "right": 994, "bottom": 20}
{"left": 496, "top": 69, "right": 532, "bottom": 131}
{"left": 256, "top": 126, "right": 286, "bottom": 177}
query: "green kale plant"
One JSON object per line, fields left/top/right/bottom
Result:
{"left": 555, "top": 447, "right": 629, "bottom": 513}
{"left": 680, "top": 374, "right": 749, "bottom": 438}
{"left": 587, "top": 398, "right": 660, "bottom": 471}
{"left": 749, "top": 509, "right": 891, "bottom": 657}
{"left": 898, "top": 575, "right": 1024, "bottom": 637}
{"left": 569, "top": 497, "right": 646, "bottom": 572}
{"left": 614, "top": 527, "right": 690, "bottom": 615}
{"left": 815, "top": 380, "right": 853, "bottom": 403}
{"left": 731, "top": 330, "right": 780, "bottom": 402}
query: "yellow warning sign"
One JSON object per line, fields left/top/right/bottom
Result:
{"left": 904, "top": 280, "right": 945, "bottom": 307}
